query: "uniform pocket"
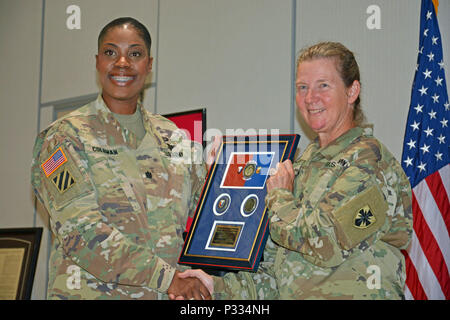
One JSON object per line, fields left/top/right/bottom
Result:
{"left": 85, "top": 144, "right": 144, "bottom": 229}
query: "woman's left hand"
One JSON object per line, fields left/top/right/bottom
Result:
{"left": 266, "top": 160, "right": 295, "bottom": 193}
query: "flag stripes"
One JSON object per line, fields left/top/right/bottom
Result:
{"left": 403, "top": 248, "right": 428, "bottom": 300}
{"left": 412, "top": 178, "right": 450, "bottom": 298}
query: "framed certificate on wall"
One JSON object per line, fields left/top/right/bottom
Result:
{"left": 178, "top": 134, "right": 299, "bottom": 272}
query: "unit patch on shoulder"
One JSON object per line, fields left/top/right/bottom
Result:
{"left": 52, "top": 169, "right": 76, "bottom": 193}
{"left": 333, "top": 185, "right": 388, "bottom": 250}
{"left": 41, "top": 147, "right": 67, "bottom": 177}
{"left": 353, "top": 205, "right": 376, "bottom": 229}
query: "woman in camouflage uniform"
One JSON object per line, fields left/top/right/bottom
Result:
{"left": 31, "top": 17, "right": 211, "bottom": 300}
{"left": 192, "top": 42, "right": 413, "bottom": 300}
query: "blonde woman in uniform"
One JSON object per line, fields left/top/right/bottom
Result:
{"left": 181, "top": 42, "right": 413, "bottom": 300}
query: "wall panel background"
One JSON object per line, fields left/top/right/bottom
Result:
{"left": 156, "top": 0, "right": 293, "bottom": 140}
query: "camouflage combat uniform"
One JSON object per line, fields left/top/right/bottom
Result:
{"left": 31, "top": 95, "right": 206, "bottom": 299}
{"left": 215, "top": 125, "right": 412, "bottom": 299}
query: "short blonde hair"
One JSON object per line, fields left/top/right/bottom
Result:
{"left": 297, "top": 42, "right": 365, "bottom": 125}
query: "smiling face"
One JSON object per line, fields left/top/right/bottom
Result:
{"left": 296, "top": 58, "right": 360, "bottom": 147}
{"left": 96, "top": 24, "right": 152, "bottom": 112}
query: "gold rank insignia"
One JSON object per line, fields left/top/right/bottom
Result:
{"left": 52, "top": 169, "right": 76, "bottom": 193}
{"left": 353, "top": 205, "right": 376, "bottom": 229}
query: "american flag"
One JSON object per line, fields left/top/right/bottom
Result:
{"left": 41, "top": 147, "right": 67, "bottom": 177}
{"left": 401, "top": 0, "right": 449, "bottom": 300}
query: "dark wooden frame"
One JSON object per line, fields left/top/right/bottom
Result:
{"left": 0, "top": 227, "right": 43, "bottom": 300}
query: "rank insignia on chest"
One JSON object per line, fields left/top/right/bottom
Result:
{"left": 353, "top": 205, "right": 376, "bottom": 229}
{"left": 52, "top": 169, "right": 76, "bottom": 193}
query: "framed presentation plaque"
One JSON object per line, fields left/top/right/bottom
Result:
{"left": 179, "top": 134, "right": 300, "bottom": 272}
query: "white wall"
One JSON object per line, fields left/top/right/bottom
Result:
{"left": 0, "top": 0, "right": 448, "bottom": 299}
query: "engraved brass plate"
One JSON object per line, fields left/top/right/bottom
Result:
{"left": 210, "top": 225, "right": 241, "bottom": 248}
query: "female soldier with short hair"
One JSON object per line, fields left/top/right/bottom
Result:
{"left": 31, "top": 17, "right": 211, "bottom": 300}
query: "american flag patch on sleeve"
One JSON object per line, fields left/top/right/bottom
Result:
{"left": 41, "top": 147, "right": 68, "bottom": 177}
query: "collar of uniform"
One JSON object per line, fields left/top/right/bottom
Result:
{"left": 91, "top": 94, "right": 123, "bottom": 128}
{"left": 311, "top": 125, "right": 374, "bottom": 161}
{"left": 132, "top": 100, "right": 174, "bottom": 151}
{"left": 91, "top": 94, "right": 180, "bottom": 151}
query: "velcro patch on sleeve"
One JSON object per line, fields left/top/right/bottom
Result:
{"left": 333, "top": 185, "right": 388, "bottom": 250}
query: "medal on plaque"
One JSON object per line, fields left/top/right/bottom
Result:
{"left": 179, "top": 134, "right": 300, "bottom": 272}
